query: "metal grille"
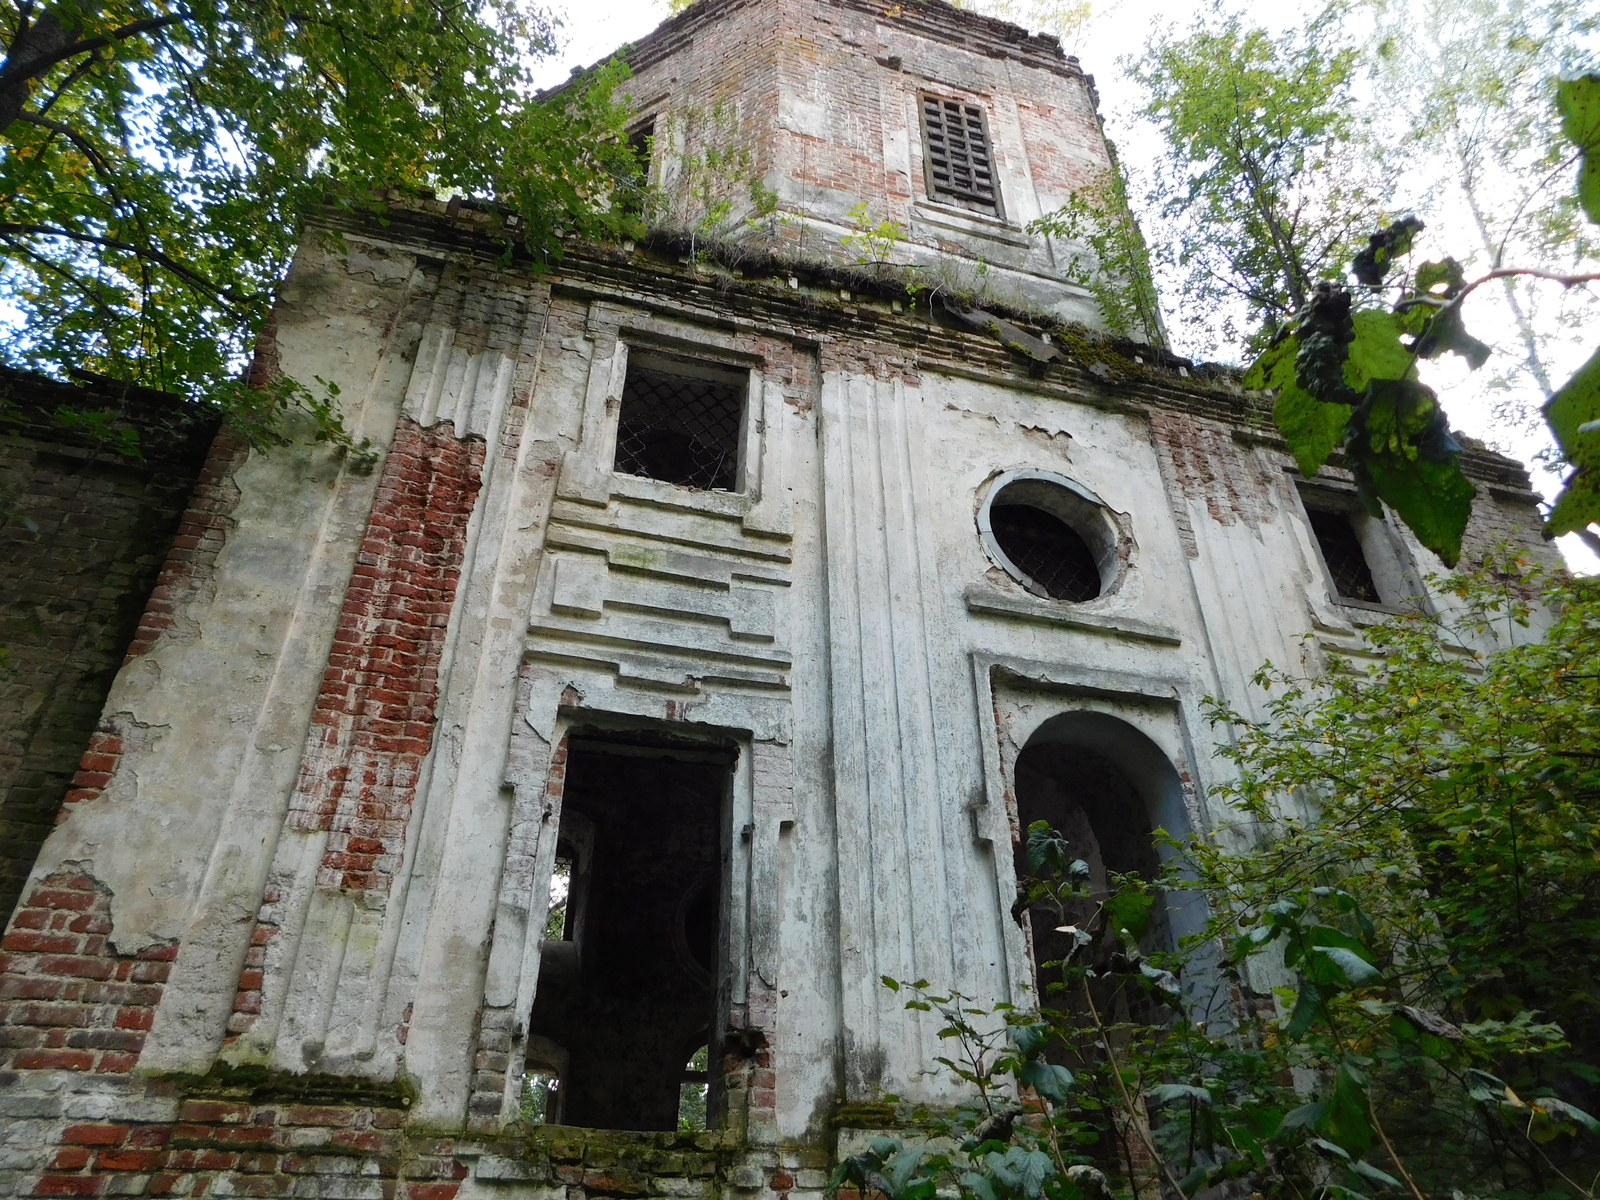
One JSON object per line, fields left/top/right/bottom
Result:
{"left": 614, "top": 364, "right": 742, "bottom": 491}
{"left": 991, "top": 504, "right": 1101, "bottom": 602}
{"left": 1308, "top": 508, "right": 1380, "bottom": 603}
{"left": 920, "top": 94, "right": 998, "bottom": 207}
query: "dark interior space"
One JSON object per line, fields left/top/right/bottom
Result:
{"left": 1012, "top": 740, "right": 1169, "bottom": 1004}
{"left": 613, "top": 355, "right": 744, "bottom": 492}
{"left": 1306, "top": 507, "right": 1381, "bottom": 603}
{"left": 526, "top": 732, "right": 731, "bottom": 1131}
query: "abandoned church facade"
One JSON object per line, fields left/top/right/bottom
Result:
{"left": 0, "top": 0, "right": 1555, "bottom": 1197}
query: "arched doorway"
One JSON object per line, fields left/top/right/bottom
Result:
{"left": 1011, "top": 710, "right": 1200, "bottom": 991}
{"left": 1008, "top": 710, "right": 1203, "bottom": 1187}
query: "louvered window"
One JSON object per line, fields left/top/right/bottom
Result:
{"left": 920, "top": 94, "right": 999, "bottom": 211}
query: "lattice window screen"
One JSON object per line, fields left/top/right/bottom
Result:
{"left": 920, "top": 94, "right": 999, "bottom": 209}
{"left": 1307, "top": 508, "right": 1380, "bottom": 603}
{"left": 614, "top": 360, "right": 744, "bottom": 492}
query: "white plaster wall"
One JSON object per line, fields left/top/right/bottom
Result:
{"left": 15, "top": 213, "right": 1555, "bottom": 1148}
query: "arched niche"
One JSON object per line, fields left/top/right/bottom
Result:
{"left": 1010, "top": 710, "right": 1207, "bottom": 982}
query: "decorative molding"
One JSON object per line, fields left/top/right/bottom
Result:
{"left": 964, "top": 584, "right": 1182, "bottom": 645}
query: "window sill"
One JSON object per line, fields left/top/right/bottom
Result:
{"left": 1335, "top": 596, "right": 1406, "bottom": 618}
{"left": 610, "top": 470, "right": 750, "bottom": 519}
{"left": 911, "top": 201, "right": 1029, "bottom": 247}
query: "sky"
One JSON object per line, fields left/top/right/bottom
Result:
{"left": 528, "top": 0, "right": 1598, "bottom": 571}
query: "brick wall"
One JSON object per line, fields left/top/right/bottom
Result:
{"left": 230, "top": 417, "right": 484, "bottom": 1043}
{"left": 0, "top": 869, "right": 774, "bottom": 1197}
{"left": 0, "top": 371, "right": 218, "bottom": 923}
{"left": 282, "top": 418, "right": 486, "bottom": 889}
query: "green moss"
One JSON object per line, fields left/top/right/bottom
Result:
{"left": 830, "top": 1101, "right": 900, "bottom": 1129}
{"left": 146, "top": 1060, "right": 418, "bottom": 1110}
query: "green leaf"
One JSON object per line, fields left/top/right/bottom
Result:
{"left": 1317, "top": 1061, "right": 1375, "bottom": 1156}
{"left": 1556, "top": 74, "right": 1600, "bottom": 223}
{"left": 1544, "top": 347, "right": 1600, "bottom": 535}
{"left": 1287, "top": 925, "right": 1373, "bottom": 966}
{"left": 1103, "top": 889, "right": 1154, "bottom": 942}
{"left": 1346, "top": 378, "right": 1474, "bottom": 564}
{"left": 1309, "top": 946, "right": 1383, "bottom": 988}
{"left": 1465, "top": 1069, "right": 1509, "bottom": 1104}
{"left": 1009, "top": 1022, "right": 1047, "bottom": 1059}
{"left": 1413, "top": 305, "right": 1493, "bottom": 370}
{"left": 1025, "top": 822, "right": 1074, "bottom": 876}
{"left": 1287, "top": 980, "right": 1324, "bottom": 1039}
{"left": 1018, "top": 1061, "right": 1076, "bottom": 1103}
{"left": 1344, "top": 310, "right": 1418, "bottom": 389}
{"left": 1147, "top": 1083, "right": 1213, "bottom": 1106}
{"left": 1247, "top": 331, "right": 1350, "bottom": 476}
{"left": 961, "top": 1172, "right": 999, "bottom": 1200}
{"left": 985, "top": 1147, "right": 1055, "bottom": 1199}
{"left": 1414, "top": 259, "right": 1467, "bottom": 296}
{"left": 1350, "top": 1160, "right": 1403, "bottom": 1189}
{"left": 1537, "top": 1097, "right": 1600, "bottom": 1134}
{"left": 1281, "top": 1099, "right": 1326, "bottom": 1132}
{"left": 1276, "top": 385, "right": 1352, "bottom": 478}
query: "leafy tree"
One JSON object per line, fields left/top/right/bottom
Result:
{"left": 1238, "top": 72, "right": 1600, "bottom": 565}
{"left": 0, "top": 0, "right": 638, "bottom": 445}
{"left": 1371, "top": 0, "right": 1600, "bottom": 421}
{"left": 1027, "top": 149, "right": 1165, "bottom": 346}
{"left": 1132, "top": 12, "right": 1390, "bottom": 354}
{"left": 830, "top": 563, "right": 1600, "bottom": 1199}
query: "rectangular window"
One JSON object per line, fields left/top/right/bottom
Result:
{"left": 1297, "top": 483, "right": 1422, "bottom": 609}
{"left": 920, "top": 93, "right": 999, "bottom": 211}
{"left": 1307, "top": 507, "right": 1381, "bottom": 603}
{"left": 614, "top": 351, "right": 747, "bottom": 492}
{"left": 621, "top": 119, "right": 655, "bottom": 214}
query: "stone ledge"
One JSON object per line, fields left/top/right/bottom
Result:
{"left": 964, "top": 586, "right": 1182, "bottom": 645}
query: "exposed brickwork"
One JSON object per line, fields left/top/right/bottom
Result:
{"left": 222, "top": 418, "right": 485, "bottom": 1042}
{"left": 0, "top": 872, "right": 174, "bottom": 1078}
{"left": 283, "top": 418, "right": 486, "bottom": 890}
{"left": 121, "top": 431, "right": 248, "bottom": 664}
{"left": 618, "top": 0, "right": 1108, "bottom": 298}
{"left": 5, "top": 1089, "right": 469, "bottom": 1200}
{"left": 0, "top": 371, "right": 217, "bottom": 922}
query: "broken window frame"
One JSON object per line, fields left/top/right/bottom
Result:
{"left": 1293, "top": 479, "right": 1424, "bottom": 613}
{"left": 619, "top": 116, "right": 656, "bottom": 215}
{"left": 918, "top": 91, "right": 1004, "bottom": 217}
{"left": 610, "top": 345, "right": 756, "bottom": 495}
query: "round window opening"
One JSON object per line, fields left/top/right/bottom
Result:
{"left": 979, "top": 472, "right": 1120, "bottom": 603}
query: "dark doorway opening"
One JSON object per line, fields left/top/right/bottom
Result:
{"left": 1013, "top": 739, "right": 1169, "bottom": 996}
{"left": 526, "top": 732, "right": 733, "bottom": 1131}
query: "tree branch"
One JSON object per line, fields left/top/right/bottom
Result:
{"left": 13, "top": 109, "right": 113, "bottom": 176}
{"left": 0, "top": 10, "right": 194, "bottom": 134}
{"left": 0, "top": 221, "right": 252, "bottom": 303}
{"left": 1455, "top": 266, "right": 1600, "bottom": 306}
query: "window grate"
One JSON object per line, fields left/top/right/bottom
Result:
{"left": 614, "top": 362, "right": 743, "bottom": 492}
{"left": 1308, "top": 509, "right": 1380, "bottom": 603}
{"left": 920, "top": 94, "right": 998, "bottom": 208}
{"left": 990, "top": 504, "right": 1101, "bottom": 602}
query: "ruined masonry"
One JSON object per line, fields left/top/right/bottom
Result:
{"left": 0, "top": 1, "right": 1556, "bottom": 1198}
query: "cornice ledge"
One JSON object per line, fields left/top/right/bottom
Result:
{"left": 963, "top": 585, "right": 1182, "bottom": 645}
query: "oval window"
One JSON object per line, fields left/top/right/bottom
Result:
{"left": 978, "top": 471, "right": 1120, "bottom": 602}
{"left": 989, "top": 504, "right": 1101, "bottom": 601}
